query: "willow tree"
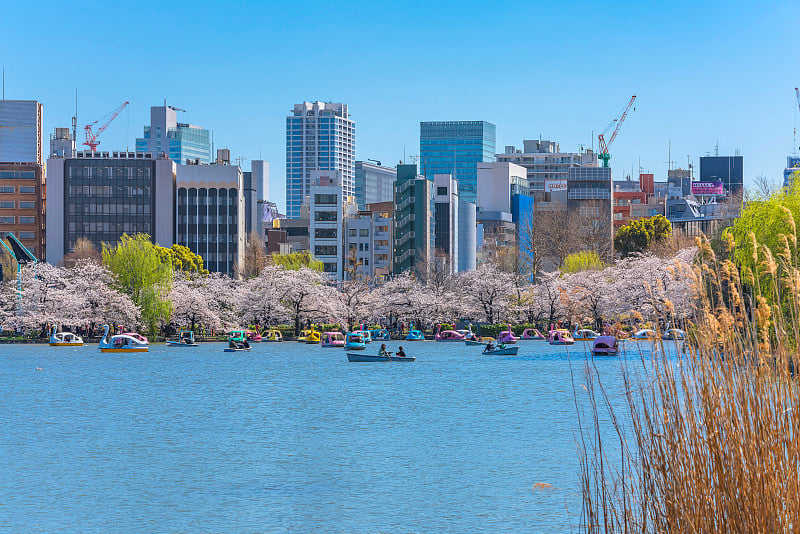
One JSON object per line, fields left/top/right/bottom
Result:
{"left": 103, "top": 233, "right": 173, "bottom": 334}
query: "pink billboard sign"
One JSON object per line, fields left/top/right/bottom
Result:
{"left": 691, "top": 181, "right": 724, "bottom": 195}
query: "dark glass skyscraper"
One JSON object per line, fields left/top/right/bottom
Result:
{"left": 419, "top": 121, "right": 496, "bottom": 205}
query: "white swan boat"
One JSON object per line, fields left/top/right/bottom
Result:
{"left": 49, "top": 326, "right": 83, "bottom": 347}
{"left": 99, "top": 325, "right": 149, "bottom": 353}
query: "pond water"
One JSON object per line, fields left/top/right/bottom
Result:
{"left": 0, "top": 339, "right": 676, "bottom": 533}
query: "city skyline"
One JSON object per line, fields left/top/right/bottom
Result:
{"left": 2, "top": 0, "right": 798, "bottom": 213}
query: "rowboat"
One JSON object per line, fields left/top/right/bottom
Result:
{"left": 347, "top": 352, "right": 416, "bottom": 362}
{"left": 465, "top": 340, "right": 484, "bottom": 346}
{"left": 482, "top": 345, "right": 519, "bottom": 355}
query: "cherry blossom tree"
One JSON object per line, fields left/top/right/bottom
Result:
{"left": 456, "top": 264, "right": 516, "bottom": 324}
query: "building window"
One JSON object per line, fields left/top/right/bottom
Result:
{"left": 0, "top": 171, "right": 35, "bottom": 180}
{"left": 18, "top": 231, "right": 35, "bottom": 239}
{"left": 0, "top": 216, "right": 14, "bottom": 224}
{"left": 314, "top": 211, "right": 337, "bottom": 222}
{"left": 323, "top": 262, "right": 337, "bottom": 273}
{"left": 314, "top": 193, "right": 337, "bottom": 205}
{"left": 315, "top": 245, "right": 338, "bottom": 256}
{"left": 359, "top": 229, "right": 369, "bottom": 237}
{"left": 364, "top": 259, "right": 369, "bottom": 266}
{"left": 0, "top": 201, "right": 14, "bottom": 209}
{"left": 0, "top": 186, "right": 14, "bottom": 194}
{"left": 18, "top": 186, "right": 35, "bottom": 194}
{"left": 18, "top": 201, "right": 35, "bottom": 209}
{"left": 315, "top": 228, "right": 337, "bottom": 239}
{"left": 349, "top": 229, "right": 357, "bottom": 236}
{"left": 437, "top": 186, "right": 448, "bottom": 195}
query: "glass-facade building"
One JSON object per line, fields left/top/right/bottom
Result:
{"left": 419, "top": 121, "right": 496, "bottom": 205}
{"left": 176, "top": 187, "right": 240, "bottom": 275}
{"left": 63, "top": 158, "right": 155, "bottom": 253}
{"left": 354, "top": 161, "right": 395, "bottom": 210}
{"left": 135, "top": 105, "right": 212, "bottom": 164}
{"left": 285, "top": 101, "right": 355, "bottom": 219}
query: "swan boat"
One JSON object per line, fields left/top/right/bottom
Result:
{"left": 49, "top": 326, "right": 83, "bottom": 347}
{"left": 99, "top": 325, "right": 149, "bottom": 353}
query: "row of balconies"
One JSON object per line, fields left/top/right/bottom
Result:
{"left": 568, "top": 189, "right": 611, "bottom": 200}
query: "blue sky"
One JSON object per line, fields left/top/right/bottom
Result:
{"left": 2, "top": 0, "right": 798, "bottom": 212}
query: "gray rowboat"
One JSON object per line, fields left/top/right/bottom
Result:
{"left": 347, "top": 353, "right": 416, "bottom": 362}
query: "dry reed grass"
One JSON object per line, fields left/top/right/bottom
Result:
{"left": 578, "top": 234, "right": 800, "bottom": 533}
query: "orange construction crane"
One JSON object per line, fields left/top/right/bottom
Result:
{"left": 598, "top": 95, "right": 636, "bottom": 168}
{"left": 83, "top": 101, "right": 129, "bottom": 153}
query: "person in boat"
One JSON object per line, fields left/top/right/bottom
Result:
{"left": 396, "top": 346, "right": 406, "bottom": 358}
{"left": 378, "top": 343, "right": 389, "bottom": 357}
{"left": 486, "top": 341, "right": 495, "bottom": 352}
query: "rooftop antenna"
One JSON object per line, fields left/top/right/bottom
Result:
{"left": 72, "top": 89, "right": 78, "bottom": 153}
{"left": 715, "top": 140, "right": 720, "bottom": 156}
{"left": 2, "top": 67, "right": 4, "bottom": 100}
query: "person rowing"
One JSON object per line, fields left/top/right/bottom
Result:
{"left": 396, "top": 346, "right": 406, "bottom": 358}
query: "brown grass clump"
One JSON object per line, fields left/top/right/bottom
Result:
{"left": 578, "top": 235, "right": 800, "bottom": 533}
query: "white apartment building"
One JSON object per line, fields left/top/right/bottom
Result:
{"left": 309, "top": 170, "right": 356, "bottom": 281}
{"left": 344, "top": 201, "right": 393, "bottom": 281}
{"left": 286, "top": 101, "right": 355, "bottom": 219}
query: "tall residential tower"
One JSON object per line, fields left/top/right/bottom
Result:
{"left": 285, "top": 101, "right": 355, "bottom": 219}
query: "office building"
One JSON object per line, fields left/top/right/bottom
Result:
{"left": 393, "top": 164, "right": 435, "bottom": 275}
{"left": 135, "top": 104, "right": 212, "bottom": 164}
{"left": 242, "top": 160, "right": 269, "bottom": 236}
{"left": 308, "top": 170, "right": 356, "bottom": 281}
{"left": 286, "top": 101, "right": 355, "bottom": 219}
{"left": 272, "top": 205, "right": 310, "bottom": 254}
{"left": 497, "top": 140, "right": 597, "bottom": 203}
{"left": 175, "top": 152, "right": 245, "bottom": 276}
{"left": 420, "top": 121, "right": 495, "bottom": 204}
{"left": 476, "top": 162, "right": 529, "bottom": 214}
{"left": 0, "top": 100, "right": 43, "bottom": 164}
{"left": 344, "top": 201, "right": 393, "bottom": 281}
{"left": 0, "top": 164, "right": 46, "bottom": 259}
{"left": 46, "top": 151, "right": 176, "bottom": 264}
{"left": 433, "top": 174, "right": 459, "bottom": 273}
{"left": 568, "top": 166, "right": 613, "bottom": 258}
{"left": 1, "top": 101, "right": 45, "bottom": 259}
{"left": 457, "top": 198, "right": 476, "bottom": 272}
{"left": 354, "top": 161, "right": 395, "bottom": 210}
{"left": 699, "top": 156, "right": 743, "bottom": 196}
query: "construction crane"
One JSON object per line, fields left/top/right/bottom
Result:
{"left": 598, "top": 95, "right": 636, "bottom": 168}
{"left": 83, "top": 101, "right": 129, "bottom": 153}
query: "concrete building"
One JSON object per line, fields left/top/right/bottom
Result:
{"left": 272, "top": 204, "right": 310, "bottom": 254}
{"left": 476, "top": 162, "right": 529, "bottom": 214}
{"left": 433, "top": 174, "right": 459, "bottom": 273}
{"left": 308, "top": 170, "right": 356, "bottom": 281}
{"left": 135, "top": 104, "right": 212, "bottom": 164}
{"left": 784, "top": 156, "right": 800, "bottom": 188}
{"left": 286, "top": 101, "right": 355, "bottom": 219}
{"left": 420, "top": 121, "right": 495, "bottom": 205}
{"left": 175, "top": 153, "right": 245, "bottom": 276}
{"left": 496, "top": 140, "right": 597, "bottom": 203}
{"left": 45, "top": 151, "right": 176, "bottom": 264}
{"left": 344, "top": 201, "right": 393, "bottom": 281}
{"left": 393, "top": 164, "right": 434, "bottom": 275}
{"left": 476, "top": 210, "right": 515, "bottom": 250}
{"left": 568, "top": 166, "right": 613, "bottom": 258}
{"left": 355, "top": 161, "right": 395, "bottom": 210}
{"left": 242, "top": 159, "right": 269, "bottom": 237}
{"left": 457, "top": 198, "right": 477, "bottom": 272}
{"left": 0, "top": 100, "right": 43, "bottom": 164}
{"left": 50, "top": 127, "right": 75, "bottom": 158}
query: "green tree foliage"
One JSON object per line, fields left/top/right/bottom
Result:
{"left": 614, "top": 215, "right": 672, "bottom": 257}
{"left": 156, "top": 244, "right": 208, "bottom": 274}
{"left": 560, "top": 250, "right": 604, "bottom": 273}
{"left": 271, "top": 252, "right": 324, "bottom": 271}
{"left": 102, "top": 233, "right": 173, "bottom": 334}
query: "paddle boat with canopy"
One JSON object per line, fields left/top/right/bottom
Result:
{"left": 592, "top": 336, "right": 619, "bottom": 356}
{"left": 305, "top": 328, "right": 321, "bottom": 344}
{"left": 573, "top": 328, "right": 600, "bottom": 341}
{"left": 435, "top": 324, "right": 466, "bottom": 342}
{"left": 520, "top": 328, "right": 545, "bottom": 340}
{"left": 547, "top": 329, "right": 575, "bottom": 345}
{"left": 405, "top": 323, "right": 424, "bottom": 341}
{"left": 246, "top": 330, "right": 262, "bottom": 342}
{"left": 344, "top": 332, "right": 367, "bottom": 351}
{"left": 663, "top": 328, "right": 686, "bottom": 340}
{"left": 264, "top": 329, "right": 283, "bottom": 342}
{"left": 99, "top": 325, "right": 149, "bottom": 353}
{"left": 632, "top": 329, "right": 658, "bottom": 341}
{"left": 369, "top": 328, "right": 391, "bottom": 341}
{"left": 49, "top": 326, "right": 83, "bottom": 347}
{"left": 321, "top": 332, "right": 345, "bottom": 348}
{"left": 353, "top": 329, "right": 372, "bottom": 343}
{"left": 166, "top": 330, "right": 198, "bottom": 347}
{"left": 498, "top": 326, "right": 518, "bottom": 344}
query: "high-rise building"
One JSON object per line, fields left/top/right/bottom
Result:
{"left": 50, "top": 127, "right": 75, "bottom": 158}
{"left": 46, "top": 151, "right": 176, "bottom": 264}
{"left": 784, "top": 156, "right": 800, "bottom": 188}
{"left": 433, "top": 174, "right": 460, "bottom": 273}
{"left": 135, "top": 105, "right": 212, "bottom": 164}
{"left": 308, "top": 170, "right": 356, "bottom": 281}
{"left": 419, "top": 121, "right": 496, "bottom": 204}
{"left": 1, "top": 101, "right": 45, "bottom": 259}
{"left": 0, "top": 100, "right": 43, "bottom": 164}
{"left": 354, "top": 161, "right": 395, "bottom": 210}
{"left": 699, "top": 156, "right": 743, "bottom": 196}
{"left": 393, "top": 164, "right": 434, "bottom": 275}
{"left": 242, "top": 160, "right": 269, "bottom": 237}
{"left": 286, "top": 101, "right": 355, "bottom": 219}
{"left": 176, "top": 153, "right": 246, "bottom": 276}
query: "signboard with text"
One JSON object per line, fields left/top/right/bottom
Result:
{"left": 691, "top": 181, "right": 724, "bottom": 195}
{"left": 544, "top": 179, "right": 568, "bottom": 193}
